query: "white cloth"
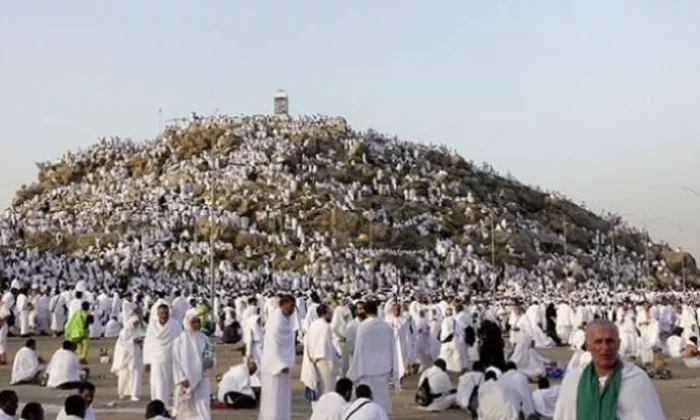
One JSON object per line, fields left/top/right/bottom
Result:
{"left": 566, "top": 350, "right": 591, "bottom": 373}
{"left": 56, "top": 406, "right": 95, "bottom": 420}
{"left": 172, "top": 329, "right": 213, "bottom": 420}
{"left": 417, "top": 365, "right": 456, "bottom": 412}
{"left": 341, "top": 398, "right": 389, "bottom": 420}
{"left": 301, "top": 318, "right": 339, "bottom": 401}
{"left": 438, "top": 316, "right": 466, "bottom": 372}
{"left": 111, "top": 319, "right": 144, "bottom": 398}
{"left": 258, "top": 308, "right": 298, "bottom": 420}
{"left": 553, "top": 361, "right": 665, "bottom": 419}
{"left": 10, "top": 346, "right": 42, "bottom": 384}
{"left": 456, "top": 371, "right": 483, "bottom": 410}
{"left": 143, "top": 318, "right": 182, "bottom": 404}
{"left": 310, "top": 391, "right": 347, "bottom": 420}
{"left": 217, "top": 364, "right": 254, "bottom": 401}
{"left": 347, "top": 317, "right": 399, "bottom": 416}
{"left": 478, "top": 380, "right": 519, "bottom": 420}
{"left": 500, "top": 370, "right": 536, "bottom": 417}
{"left": 45, "top": 348, "right": 80, "bottom": 388}
{"left": 533, "top": 386, "right": 560, "bottom": 418}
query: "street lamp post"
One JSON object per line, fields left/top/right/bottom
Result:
{"left": 208, "top": 146, "right": 217, "bottom": 309}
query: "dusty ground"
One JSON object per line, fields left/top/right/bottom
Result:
{"left": 1, "top": 336, "right": 698, "bottom": 419}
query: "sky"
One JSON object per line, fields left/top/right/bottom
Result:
{"left": 1, "top": 1, "right": 700, "bottom": 256}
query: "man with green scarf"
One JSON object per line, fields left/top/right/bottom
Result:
{"left": 553, "top": 320, "right": 665, "bottom": 419}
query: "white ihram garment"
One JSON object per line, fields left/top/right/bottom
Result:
{"left": 111, "top": 320, "right": 144, "bottom": 399}
{"left": 172, "top": 329, "right": 214, "bottom": 420}
{"left": 347, "top": 317, "right": 398, "bottom": 416}
{"left": 45, "top": 348, "right": 80, "bottom": 388}
{"left": 301, "top": 318, "right": 339, "bottom": 406}
{"left": 143, "top": 318, "right": 182, "bottom": 404}
{"left": 258, "top": 308, "right": 298, "bottom": 420}
{"left": 553, "top": 362, "right": 665, "bottom": 420}
{"left": 10, "top": 346, "right": 43, "bottom": 384}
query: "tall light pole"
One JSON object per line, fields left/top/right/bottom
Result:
{"left": 490, "top": 212, "right": 495, "bottom": 268}
{"left": 208, "top": 145, "right": 217, "bottom": 308}
{"left": 562, "top": 215, "right": 568, "bottom": 256}
{"left": 642, "top": 217, "right": 663, "bottom": 283}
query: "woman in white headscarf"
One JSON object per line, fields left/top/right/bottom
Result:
{"left": 111, "top": 315, "right": 145, "bottom": 401}
{"left": 172, "top": 313, "right": 215, "bottom": 420}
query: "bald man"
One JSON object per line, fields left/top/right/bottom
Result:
{"left": 553, "top": 320, "right": 664, "bottom": 420}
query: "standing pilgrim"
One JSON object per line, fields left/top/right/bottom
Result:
{"left": 143, "top": 304, "right": 182, "bottom": 406}
{"left": 301, "top": 304, "right": 339, "bottom": 406}
{"left": 258, "top": 295, "right": 298, "bottom": 420}
{"left": 49, "top": 289, "right": 67, "bottom": 336}
{"left": 111, "top": 316, "right": 144, "bottom": 401}
{"left": 172, "top": 314, "right": 215, "bottom": 420}
{"left": 347, "top": 300, "right": 398, "bottom": 416}
{"left": 553, "top": 320, "right": 665, "bottom": 419}
{"left": 0, "top": 297, "right": 10, "bottom": 365}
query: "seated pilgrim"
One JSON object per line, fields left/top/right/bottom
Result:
{"left": 61, "top": 394, "right": 86, "bottom": 420}
{"left": 682, "top": 336, "right": 700, "bottom": 368}
{"left": 477, "top": 368, "right": 519, "bottom": 420}
{"left": 341, "top": 385, "right": 388, "bottom": 420}
{"left": 146, "top": 399, "right": 171, "bottom": 419}
{"left": 310, "top": 378, "right": 353, "bottom": 420}
{"left": 56, "top": 382, "right": 96, "bottom": 420}
{"left": 415, "top": 358, "right": 456, "bottom": 412}
{"left": 666, "top": 328, "right": 686, "bottom": 358}
{"left": 10, "top": 339, "right": 46, "bottom": 385}
{"left": 532, "top": 377, "right": 559, "bottom": 419}
{"left": 500, "top": 362, "right": 536, "bottom": 419}
{"left": 455, "top": 361, "right": 484, "bottom": 415}
{"left": 216, "top": 358, "right": 259, "bottom": 409}
{"left": 104, "top": 317, "right": 122, "bottom": 338}
{"left": 46, "top": 341, "right": 85, "bottom": 389}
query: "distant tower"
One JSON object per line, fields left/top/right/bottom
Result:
{"left": 274, "top": 89, "right": 289, "bottom": 115}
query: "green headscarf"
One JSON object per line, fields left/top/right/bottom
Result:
{"left": 576, "top": 360, "right": 623, "bottom": 420}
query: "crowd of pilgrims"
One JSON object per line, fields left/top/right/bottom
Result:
{"left": 0, "top": 114, "right": 685, "bottom": 300}
{"left": 5, "top": 273, "right": 700, "bottom": 419}
{"left": 0, "top": 115, "right": 690, "bottom": 419}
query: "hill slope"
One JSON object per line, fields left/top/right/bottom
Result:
{"left": 4, "top": 115, "right": 697, "bottom": 291}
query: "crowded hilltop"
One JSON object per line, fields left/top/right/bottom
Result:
{"left": 0, "top": 114, "right": 696, "bottom": 297}
{"left": 0, "top": 114, "right": 696, "bottom": 419}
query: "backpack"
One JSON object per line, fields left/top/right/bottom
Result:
{"left": 415, "top": 378, "right": 433, "bottom": 407}
{"left": 6, "top": 311, "right": 15, "bottom": 328}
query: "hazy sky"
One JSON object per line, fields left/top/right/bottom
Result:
{"left": 2, "top": 1, "right": 699, "bottom": 256}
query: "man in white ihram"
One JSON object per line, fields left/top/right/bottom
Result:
{"left": 10, "top": 339, "right": 44, "bottom": 385}
{"left": 301, "top": 304, "right": 339, "bottom": 407}
{"left": 143, "top": 303, "right": 182, "bottom": 406}
{"left": 173, "top": 314, "right": 215, "bottom": 420}
{"left": 347, "top": 300, "right": 398, "bottom": 416}
{"left": 553, "top": 320, "right": 665, "bottom": 419}
{"left": 416, "top": 358, "right": 456, "bottom": 412}
{"left": 309, "top": 377, "right": 353, "bottom": 420}
{"left": 341, "top": 384, "right": 389, "bottom": 420}
{"left": 258, "top": 295, "right": 298, "bottom": 420}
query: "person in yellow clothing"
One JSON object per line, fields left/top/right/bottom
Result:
{"left": 65, "top": 301, "right": 91, "bottom": 364}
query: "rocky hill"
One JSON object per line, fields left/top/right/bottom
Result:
{"left": 4, "top": 114, "right": 697, "bottom": 290}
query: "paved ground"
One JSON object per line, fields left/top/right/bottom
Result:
{"left": 1, "top": 336, "right": 699, "bottom": 419}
